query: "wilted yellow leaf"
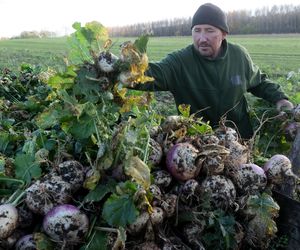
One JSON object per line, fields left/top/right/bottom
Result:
{"left": 125, "top": 156, "right": 151, "bottom": 190}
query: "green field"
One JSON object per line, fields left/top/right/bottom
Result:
{"left": 1, "top": 34, "right": 300, "bottom": 77}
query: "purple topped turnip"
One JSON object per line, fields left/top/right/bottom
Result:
{"left": 264, "top": 154, "right": 295, "bottom": 185}
{"left": 215, "top": 126, "right": 238, "bottom": 144}
{"left": 0, "top": 204, "right": 18, "bottom": 239}
{"left": 43, "top": 204, "right": 89, "bottom": 244}
{"left": 166, "top": 143, "right": 200, "bottom": 181}
{"left": 229, "top": 163, "right": 267, "bottom": 194}
{"left": 15, "top": 234, "right": 36, "bottom": 250}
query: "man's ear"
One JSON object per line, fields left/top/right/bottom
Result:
{"left": 222, "top": 31, "right": 227, "bottom": 40}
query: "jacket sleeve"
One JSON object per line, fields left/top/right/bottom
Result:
{"left": 243, "top": 48, "right": 288, "bottom": 103}
{"left": 132, "top": 53, "right": 180, "bottom": 92}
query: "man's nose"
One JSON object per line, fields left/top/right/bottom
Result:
{"left": 198, "top": 32, "right": 208, "bottom": 41}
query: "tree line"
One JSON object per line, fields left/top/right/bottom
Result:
{"left": 108, "top": 4, "right": 300, "bottom": 37}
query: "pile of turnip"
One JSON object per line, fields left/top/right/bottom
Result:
{"left": 1, "top": 113, "right": 299, "bottom": 249}
{"left": 1, "top": 25, "right": 300, "bottom": 249}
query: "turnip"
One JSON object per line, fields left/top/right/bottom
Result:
{"left": 57, "top": 160, "right": 85, "bottom": 192}
{"left": 43, "top": 204, "right": 89, "bottom": 244}
{"left": 25, "top": 175, "right": 72, "bottom": 215}
{"left": 161, "top": 115, "right": 185, "bottom": 133}
{"left": 229, "top": 163, "right": 267, "bottom": 194}
{"left": 293, "top": 104, "right": 300, "bottom": 122}
{"left": 215, "top": 126, "right": 238, "bottom": 144}
{"left": 200, "top": 134, "right": 220, "bottom": 145}
{"left": 0, "top": 204, "right": 18, "bottom": 239}
{"left": 127, "top": 211, "right": 150, "bottom": 235}
{"left": 0, "top": 229, "right": 24, "bottom": 249}
{"left": 159, "top": 194, "right": 177, "bottom": 218}
{"left": 149, "top": 207, "right": 165, "bottom": 225}
{"left": 264, "top": 154, "right": 295, "bottom": 185}
{"left": 179, "top": 179, "right": 201, "bottom": 204}
{"left": 201, "top": 175, "right": 236, "bottom": 209}
{"left": 166, "top": 143, "right": 200, "bottom": 181}
{"left": 202, "top": 154, "right": 225, "bottom": 175}
{"left": 135, "top": 241, "right": 161, "bottom": 250}
{"left": 245, "top": 215, "right": 277, "bottom": 249}
{"left": 183, "top": 223, "right": 205, "bottom": 249}
{"left": 149, "top": 184, "right": 163, "bottom": 201}
{"left": 15, "top": 234, "right": 36, "bottom": 250}
{"left": 284, "top": 122, "right": 300, "bottom": 141}
{"left": 152, "top": 170, "right": 172, "bottom": 188}
{"left": 98, "top": 51, "right": 118, "bottom": 73}
{"left": 148, "top": 138, "right": 163, "bottom": 166}
{"left": 15, "top": 233, "right": 53, "bottom": 250}
{"left": 224, "top": 140, "right": 249, "bottom": 167}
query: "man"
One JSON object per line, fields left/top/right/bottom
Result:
{"left": 129, "top": 3, "right": 294, "bottom": 139}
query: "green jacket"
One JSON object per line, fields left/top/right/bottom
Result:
{"left": 138, "top": 40, "right": 288, "bottom": 138}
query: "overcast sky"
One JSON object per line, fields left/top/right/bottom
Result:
{"left": 0, "top": 0, "right": 299, "bottom": 37}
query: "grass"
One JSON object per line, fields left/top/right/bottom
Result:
{"left": 1, "top": 34, "right": 300, "bottom": 76}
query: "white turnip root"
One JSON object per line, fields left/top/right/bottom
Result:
{"left": 201, "top": 175, "right": 236, "bottom": 209}
{"left": 264, "top": 154, "right": 296, "bottom": 185}
{"left": 152, "top": 170, "right": 172, "bottom": 188}
{"left": 43, "top": 204, "right": 89, "bottom": 243}
{"left": 25, "top": 175, "right": 72, "bottom": 215}
{"left": 15, "top": 234, "right": 36, "bottom": 250}
{"left": 0, "top": 229, "right": 24, "bottom": 249}
{"left": 179, "top": 179, "right": 201, "bottom": 203}
{"left": 284, "top": 122, "right": 300, "bottom": 141}
{"left": 293, "top": 104, "right": 300, "bottom": 122}
{"left": 202, "top": 154, "right": 225, "bottom": 175}
{"left": 229, "top": 163, "right": 267, "bottom": 194}
{"left": 161, "top": 115, "right": 185, "bottom": 133}
{"left": 57, "top": 160, "right": 85, "bottom": 192}
{"left": 149, "top": 184, "right": 163, "bottom": 201}
{"left": 15, "top": 233, "right": 53, "bottom": 250}
{"left": 215, "top": 126, "right": 238, "bottom": 144}
{"left": 98, "top": 51, "right": 118, "bottom": 73}
{"left": 148, "top": 138, "right": 163, "bottom": 166}
{"left": 159, "top": 194, "right": 177, "bottom": 218}
{"left": 224, "top": 140, "right": 249, "bottom": 167}
{"left": 183, "top": 223, "right": 205, "bottom": 249}
{"left": 245, "top": 215, "right": 278, "bottom": 249}
{"left": 0, "top": 204, "right": 18, "bottom": 239}
{"left": 149, "top": 207, "right": 165, "bottom": 225}
{"left": 166, "top": 143, "right": 200, "bottom": 181}
{"left": 127, "top": 211, "right": 150, "bottom": 235}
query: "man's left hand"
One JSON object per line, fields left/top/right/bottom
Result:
{"left": 276, "top": 99, "right": 294, "bottom": 111}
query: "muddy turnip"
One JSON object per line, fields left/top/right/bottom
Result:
{"left": 152, "top": 170, "right": 172, "bottom": 188}
{"left": 229, "top": 163, "right": 267, "bottom": 194}
{"left": 0, "top": 204, "right": 18, "bottom": 239}
{"left": 201, "top": 175, "right": 236, "bottom": 209}
{"left": 264, "top": 154, "right": 295, "bottom": 185}
{"left": 25, "top": 175, "right": 72, "bottom": 215}
{"left": 57, "top": 160, "right": 85, "bottom": 192}
{"left": 43, "top": 204, "right": 89, "bottom": 244}
{"left": 98, "top": 51, "right": 118, "bottom": 73}
{"left": 166, "top": 143, "right": 200, "bottom": 181}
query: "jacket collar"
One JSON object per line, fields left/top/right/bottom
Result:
{"left": 193, "top": 39, "right": 228, "bottom": 61}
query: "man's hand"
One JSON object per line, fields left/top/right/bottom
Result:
{"left": 276, "top": 99, "right": 294, "bottom": 111}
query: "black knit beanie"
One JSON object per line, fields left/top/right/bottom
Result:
{"left": 191, "top": 3, "right": 229, "bottom": 33}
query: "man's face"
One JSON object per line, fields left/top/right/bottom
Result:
{"left": 192, "top": 24, "right": 226, "bottom": 59}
